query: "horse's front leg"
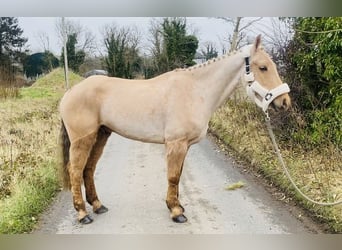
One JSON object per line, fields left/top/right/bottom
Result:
{"left": 165, "top": 139, "right": 189, "bottom": 223}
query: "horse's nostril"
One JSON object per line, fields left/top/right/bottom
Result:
{"left": 282, "top": 98, "right": 290, "bottom": 110}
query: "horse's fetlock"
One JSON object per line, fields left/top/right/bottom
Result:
{"left": 166, "top": 198, "right": 180, "bottom": 209}
{"left": 91, "top": 200, "right": 102, "bottom": 211}
{"left": 73, "top": 200, "right": 85, "bottom": 212}
{"left": 168, "top": 177, "right": 179, "bottom": 186}
{"left": 86, "top": 197, "right": 95, "bottom": 205}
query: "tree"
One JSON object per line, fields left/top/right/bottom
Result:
{"left": 161, "top": 18, "right": 198, "bottom": 69}
{"left": 147, "top": 18, "right": 169, "bottom": 76}
{"left": 0, "top": 17, "right": 27, "bottom": 86}
{"left": 201, "top": 42, "right": 218, "bottom": 61}
{"left": 103, "top": 25, "right": 141, "bottom": 78}
{"left": 55, "top": 18, "right": 96, "bottom": 54}
{"left": 56, "top": 18, "right": 96, "bottom": 79}
{"left": 36, "top": 31, "right": 50, "bottom": 52}
{"left": 60, "top": 33, "right": 86, "bottom": 73}
{"left": 216, "top": 17, "right": 262, "bottom": 52}
{"left": 147, "top": 17, "right": 199, "bottom": 77}
{"left": 216, "top": 17, "right": 262, "bottom": 100}
{"left": 23, "top": 51, "right": 59, "bottom": 78}
{"left": 0, "top": 17, "right": 27, "bottom": 65}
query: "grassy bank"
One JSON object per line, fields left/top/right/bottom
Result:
{"left": 210, "top": 100, "right": 341, "bottom": 233}
{"left": 0, "top": 69, "right": 83, "bottom": 233}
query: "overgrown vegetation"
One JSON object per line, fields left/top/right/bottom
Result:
{"left": 210, "top": 100, "right": 341, "bottom": 232}
{"left": 0, "top": 87, "right": 20, "bottom": 99}
{"left": 210, "top": 17, "right": 342, "bottom": 232}
{"left": 0, "top": 68, "right": 83, "bottom": 233}
{"left": 283, "top": 17, "right": 342, "bottom": 146}
{"left": 0, "top": 66, "right": 23, "bottom": 99}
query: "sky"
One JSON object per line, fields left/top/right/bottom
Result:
{"left": 17, "top": 17, "right": 280, "bottom": 57}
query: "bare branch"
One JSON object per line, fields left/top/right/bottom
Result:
{"left": 55, "top": 18, "right": 82, "bottom": 45}
{"left": 239, "top": 17, "right": 263, "bottom": 31}
{"left": 35, "top": 31, "right": 50, "bottom": 51}
{"left": 216, "top": 17, "right": 234, "bottom": 24}
{"left": 81, "top": 31, "right": 96, "bottom": 54}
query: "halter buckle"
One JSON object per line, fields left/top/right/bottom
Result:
{"left": 244, "top": 72, "right": 255, "bottom": 83}
{"left": 265, "top": 93, "right": 273, "bottom": 101}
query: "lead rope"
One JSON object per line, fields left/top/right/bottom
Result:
{"left": 264, "top": 111, "right": 342, "bottom": 206}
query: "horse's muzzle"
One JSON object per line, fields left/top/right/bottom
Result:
{"left": 273, "top": 94, "right": 291, "bottom": 111}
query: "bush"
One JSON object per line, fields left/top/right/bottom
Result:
{"left": 283, "top": 17, "right": 342, "bottom": 146}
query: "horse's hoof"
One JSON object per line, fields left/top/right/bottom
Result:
{"left": 94, "top": 205, "right": 108, "bottom": 214}
{"left": 79, "top": 215, "right": 93, "bottom": 224}
{"left": 172, "top": 214, "right": 188, "bottom": 223}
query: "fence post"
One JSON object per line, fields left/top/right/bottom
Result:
{"left": 62, "top": 17, "right": 69, "bottom": 90}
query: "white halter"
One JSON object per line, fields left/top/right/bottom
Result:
{"left": 240, "top": 45, "right": 290, "bottom": 112}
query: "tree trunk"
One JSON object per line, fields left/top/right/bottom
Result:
{"left": 229, "top": 17, "right": 242, "bottom": 52}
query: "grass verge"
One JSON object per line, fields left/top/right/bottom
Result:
{"left": 210, "top": 100, "right": 341, "bottom": 233}
{"left": 0, "top": 162, "right": 58, "bottom": 233}
{"left": 0, "top": 68, "right": 83, "bottom": 233}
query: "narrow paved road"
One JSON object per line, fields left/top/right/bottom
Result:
{"left": 35, "top": 133, "right": 322, "bottom": 233}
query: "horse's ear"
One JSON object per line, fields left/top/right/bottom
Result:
{"left": 254, "top": 34, "right": 262, "bottom": 50}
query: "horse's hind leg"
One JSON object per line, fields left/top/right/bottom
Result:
{"left": 69, "top": 132, "right": 97, "bottom": 224}
{"left": 165, "top": 139, "right": 189, "bottom": 223}
{"left": 83, "top": 126, "right": 111, "bottom": 215}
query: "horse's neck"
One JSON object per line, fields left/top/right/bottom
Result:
{"left": 192, "top": 51, "right": 245, "bottom": 114}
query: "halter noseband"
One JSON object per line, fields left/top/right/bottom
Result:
{"left": 241, "top": 46, "right": 290, "bottom": 112}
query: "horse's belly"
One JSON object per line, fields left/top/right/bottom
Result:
{"left": 104, "top": 117, "right": 166, "bottom": 144}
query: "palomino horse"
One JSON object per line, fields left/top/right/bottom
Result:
{"left": 59, "top": 35, "right": 291, "bottom": 224}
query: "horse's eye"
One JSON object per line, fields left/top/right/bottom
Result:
{"left": 259, "top": 66, "right": 268, "bottom": 72}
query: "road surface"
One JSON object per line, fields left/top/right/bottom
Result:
{"left": 35, "top": 133, "right": 322, "bottom": 233}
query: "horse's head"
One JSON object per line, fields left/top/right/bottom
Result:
{"left": 244, "top": 35, "right": 291, "bottom": 112}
